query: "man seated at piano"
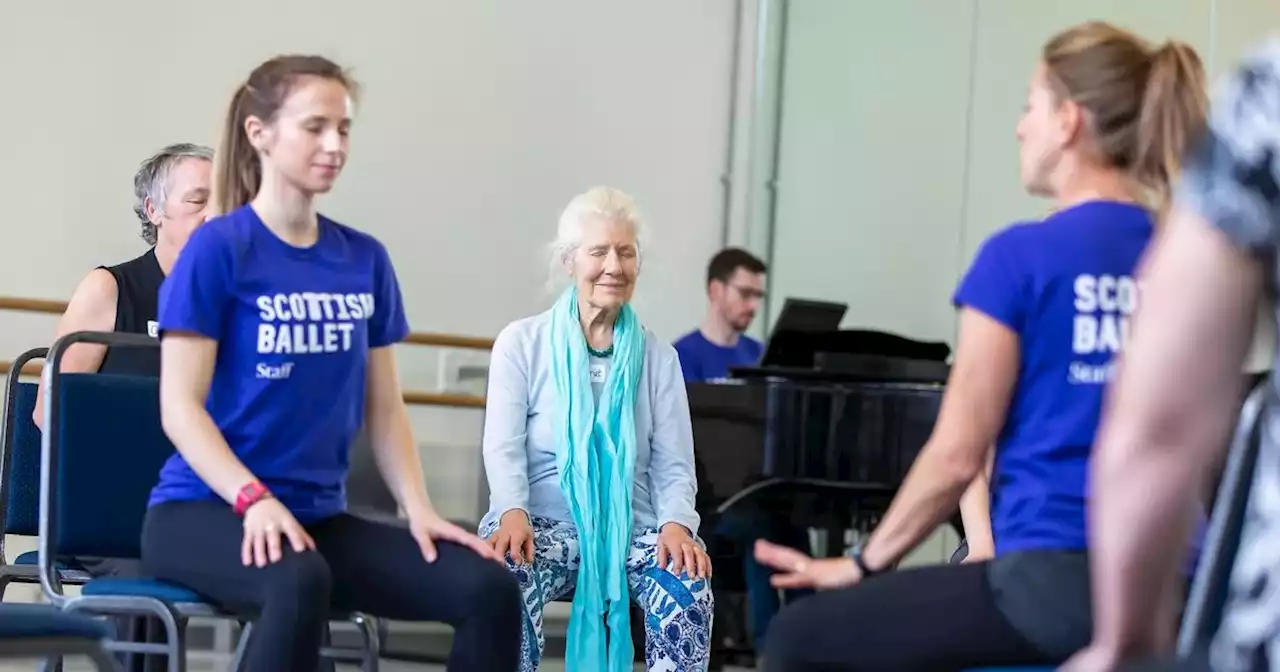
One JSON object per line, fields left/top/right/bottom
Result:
{"left": 674, "top": 247, "right": 767, "bottom": 381}
{"left": 750, "top": 20, "right": 1207, "bottom": 670}
{"left": 675, "top": 247, "right": 813, "bottom": 652}
{"left": 479, "top": 186, "right": 715, "bottom": 672}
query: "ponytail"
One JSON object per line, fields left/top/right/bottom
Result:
{"left": 212, "top": 84, "right": 263, "bottom": 216}
{"left": 1134, "top": 41, "right": 1208, "bottom": 207}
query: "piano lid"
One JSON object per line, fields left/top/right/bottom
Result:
{"left": 732, "top": 296, "right": 952, "bottom": 384}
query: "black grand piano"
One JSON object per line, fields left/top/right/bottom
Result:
{"left": 690, "top": 298, "right": 956, "bottom": 560}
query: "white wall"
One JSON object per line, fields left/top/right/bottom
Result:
{"left": 0, "top": 0, "right": 741, "bottom": 523}
{"left": 0, "top": 0, "right": 737, "bottom": 348}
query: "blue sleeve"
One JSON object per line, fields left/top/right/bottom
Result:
{"left": 1174, "top": 44, "right": 1280, "bottom": 257}
{"left": 952, "top": 229, "right": 1029, "bottom": 333}
{"left": 369, "top": 241, "right": 410, "bottom": 348}
{"left": 673, "top": 340, "right": 700, "bottom": 383}
{"left": 158, "top": 224, "right": 235, "bottom": 339}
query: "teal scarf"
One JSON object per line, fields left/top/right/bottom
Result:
{"left": 548, "top": 286, "right": 644, "bottom": 672}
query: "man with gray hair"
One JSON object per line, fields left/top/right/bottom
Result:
{"left": 34, "top": 142, "right": 212, "bottom": 429}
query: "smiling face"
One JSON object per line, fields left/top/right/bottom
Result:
{"left": 245, "top": 75, "right": 352, "bottom": 196}
{"left": 568, "top": 215, "right": 639, "bottom": 312}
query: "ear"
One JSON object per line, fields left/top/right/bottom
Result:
{"left": 143, "top": 196, "right": 161, "bottom": 224}
{"left": 1056, "top": 98, "right": 1086, "bottom": 148}
{"left": 243, "top": 115, "right": 270, "bottom": 152}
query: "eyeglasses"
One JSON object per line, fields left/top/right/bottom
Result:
{"left": 729, "top": 284, "right": 765, "bottom": 301}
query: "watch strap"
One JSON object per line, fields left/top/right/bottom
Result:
{"left": 848, "top": 542, "right": 882, "bottom": 578}
{"left": 233, "top": 481, "right": 273, "bottom": 516}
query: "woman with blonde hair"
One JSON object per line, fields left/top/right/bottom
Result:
{"left": 754, "top": 21, "right": 1208, "bottom": 670}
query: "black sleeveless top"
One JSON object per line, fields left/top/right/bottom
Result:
{"left": 97, "top": 248, "right": 164, "bottom": 377}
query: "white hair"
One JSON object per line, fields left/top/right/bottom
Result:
{"left": 546, "top": 186, "right": 648, "bottom": 289}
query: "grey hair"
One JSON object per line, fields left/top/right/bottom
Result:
{"left": 546, "top": 186, "right": 648, "bottom": 290}
{"left": 132, "top": 143, "right": 214, "bottom": 245}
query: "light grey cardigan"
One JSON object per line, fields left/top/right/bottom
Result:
{"left": 478, "top": 309, "right": 701, "bottom": 537}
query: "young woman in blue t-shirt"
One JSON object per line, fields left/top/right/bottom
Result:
{"left": 139, "top": 55, "right": 522, "bottom": 671}
{"left": 752, "top": 21, "right": 1208, "bottom": 670}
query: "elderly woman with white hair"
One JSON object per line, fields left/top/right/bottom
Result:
{"left": 479, "top": 186, "right": 714, "bottom": 672}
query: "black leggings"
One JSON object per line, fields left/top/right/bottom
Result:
{"left": 140, "top": 500, "right": 522, "bottom": 671}
{"left": 764, "top": 561, "right": 1056, "bottom": 671}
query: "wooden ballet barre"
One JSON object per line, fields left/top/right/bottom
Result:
{"left": 0, "top": 295, "right": 66, "bottom": 315}
{"left": 0, "top": 295, "right": 497, "bottom": 351}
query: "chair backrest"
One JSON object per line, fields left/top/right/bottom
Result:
{"left": 1177, "top": 382, "right": 1268, "bottom": 654}
{"left": 48, "top": 373, "right": 174, "bottom": 559}
{"left": 345, "top": 426, "right": 399, "bottom": 518}
{"left": 2, "top": 379, "right": 43, "bottom": 538}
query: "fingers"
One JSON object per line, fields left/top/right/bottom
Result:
{"left": 418, "top": 534, "right": 439, "bottom": 563}
{"left": 754, "top": 540, "right": 807, "bottom": 571}
{"left": 668, "top": 542, "right": 685, "bottom": 577}
{"left": 656, "top": 542, "right": 668, "bottom": 571}
{"left": 522, "top": 535, "right": 536, "bottom": 565}
{"left": 696, "top": 548, "right": 712, "bottom": 579}
{"left": 253, "top": 529, "right": 268, "bottom": 568}
{"left": 681, "top": 543, "right": 698, "bottom": 578}
{"left": 284, "top": 522, "right": 314, "bottom": 554}
{"left": 493, "top": 531, "right": 519, "bottom": 565}
{"left": 456, "top": 530, "right": 501, "bottom": 562}
{"left": 771, "top": 572, "right": 815, "bottom": 590}
{"left": 266, "top": 525, "right": 283, "bottom": 564}
{"left": 241, "top": 532, "right": 252, "bottom": 567}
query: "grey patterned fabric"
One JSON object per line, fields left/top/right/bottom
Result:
{"left": 1177, "top": 39, "right": 1280, "bottom": 672}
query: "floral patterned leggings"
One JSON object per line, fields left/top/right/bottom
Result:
{"left": 480, "top": 515, "right": 715, "bottom": 671}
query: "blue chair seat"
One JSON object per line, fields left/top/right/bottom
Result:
{"left": 13, "top": 550, "right": 83, "bottom": 571}
{"left": 0, "top": 603, "right": 113, "bottom": 639}
{"left": 81, "top": 577, "right": 209, "bottom": 604}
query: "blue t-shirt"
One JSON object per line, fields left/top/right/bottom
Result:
{"left": 954, "top": 200, "right": 1153, "bottom": 556}
{"left": 673, "top": 330, "right": 762, "bottom": 382}
{"left": 149, "top": 205, "right": 410, "bottom": 522}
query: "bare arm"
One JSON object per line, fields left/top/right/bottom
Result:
{"left": 1089, "top": 210, "right": 1262, "bottom": 656}
{"left": 159, "top": 332, "right": 258, "bottom": 502}
{"left": 364, "top": 345, "right": 433, "bottom": 519}
{"left": 861, "top": 309, "right": 1019, "bottom": 571}
{"left": 959, "top": 447, "right": 996, "bottom": 561}
{"left": 33, "top": 269, "right": 118, "bottom": 429}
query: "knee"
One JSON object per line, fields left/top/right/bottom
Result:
{"left": 457, "top": 554, "right": 524, "bottom": 622}
{"left": 637, "top": 572, "right": 714, "bottom": 629}
{"left": 262, "top": 550, "right": 332, "bottom": 610}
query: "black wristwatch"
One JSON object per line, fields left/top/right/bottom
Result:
{"left": 847, "top": 541, "right": 883, "bottom": 578}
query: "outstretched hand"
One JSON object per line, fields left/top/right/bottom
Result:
{"left": 754, "top": 540, "right": 862, "bottom": 590}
